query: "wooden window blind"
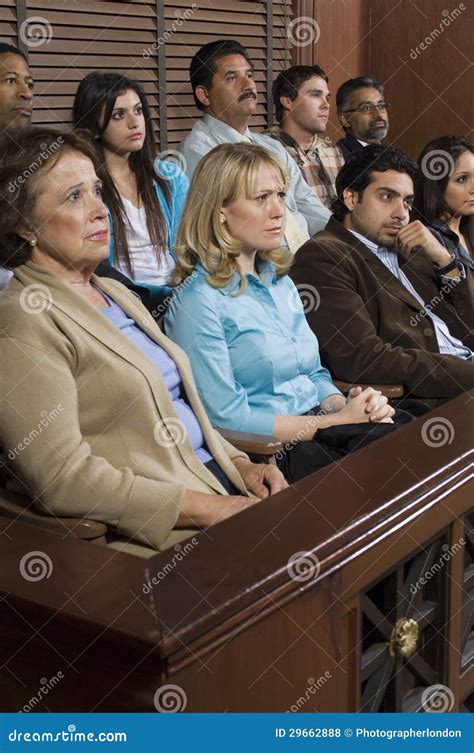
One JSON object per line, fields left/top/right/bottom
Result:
{"left": 1, "top": 0, "right": 292, "bottom": 151}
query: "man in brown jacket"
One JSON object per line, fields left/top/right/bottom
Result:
{"left": 290, "top": 145, "right": 474, "bottom": 401}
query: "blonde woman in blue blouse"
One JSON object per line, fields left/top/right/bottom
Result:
{"left": 165, "top": 143, "right": 401, "bottom": 482}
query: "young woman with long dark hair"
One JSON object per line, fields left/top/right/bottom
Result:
{"left": 415, "top": 136, "right": 474, "bottom": 264}
{"left": 72, "top": 72, "right": 188, "bottom": 290}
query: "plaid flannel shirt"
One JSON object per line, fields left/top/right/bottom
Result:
{"left": 266, "top": 126, "right": 345, "bottom": 209}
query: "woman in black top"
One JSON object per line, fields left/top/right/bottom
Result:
{"left": 414, "top": 136, "right": 474, "bottom": 268}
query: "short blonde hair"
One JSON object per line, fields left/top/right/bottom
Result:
{"left": 173, "top": 143, "right": 292, "bottom": 293}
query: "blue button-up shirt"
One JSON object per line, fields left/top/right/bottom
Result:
{"left": 164, "top": 261, "right": 341, "bottom": 435}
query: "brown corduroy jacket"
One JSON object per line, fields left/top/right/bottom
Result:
{"left": 290, "top": 217, "right": 474, "bottom": 400}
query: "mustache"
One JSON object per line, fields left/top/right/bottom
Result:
{"left": 239, "top": 90, "right": 257, "bottom": 101}
{"left": 370, "top": 119, "right": 387, "bottom": 127}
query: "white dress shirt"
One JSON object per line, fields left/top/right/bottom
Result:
{"left": 178, "top": 113, "right": 330, "bottom": 238}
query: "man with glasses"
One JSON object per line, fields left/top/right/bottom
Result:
{"left": 336, "top": 76, "right": 389, "bottom": 160}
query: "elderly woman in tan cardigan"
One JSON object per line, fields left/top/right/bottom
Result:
{"left": 0, "top": 128, "right": 286, "bottom": 552}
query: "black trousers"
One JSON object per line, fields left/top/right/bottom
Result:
{"left": 208, "top": 400, "right": 429, "bottom": 489}
{"left": 275, "top": 402, "right": 425, "bottom": 485}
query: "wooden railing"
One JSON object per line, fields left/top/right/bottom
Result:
{"left": 0, "top": 392, "right": 472, "bottom": 712}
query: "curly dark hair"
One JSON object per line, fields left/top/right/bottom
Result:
{"left": 331, "top": 145, "right": 418, "bottom": 221}
{"left": 0, "top": 127, "right": 98, "bottom": 268}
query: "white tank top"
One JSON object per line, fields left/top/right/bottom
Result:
{"left": 115, "top": 196, "right": 175, "bottom": 286}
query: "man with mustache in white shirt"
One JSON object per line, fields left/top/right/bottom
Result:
{"left": 179, "top": 39, "right": 330, "bottom": 253}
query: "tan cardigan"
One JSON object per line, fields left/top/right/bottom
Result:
{"left": 0, "top": 262, "right": 249, "bottom": 550}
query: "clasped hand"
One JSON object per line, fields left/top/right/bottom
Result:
{"left": 339, "top": 386, "right": 395, "bottom": 424}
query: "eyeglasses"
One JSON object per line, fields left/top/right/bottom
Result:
{"left": 343, "top": 102, "right": 390, "bottom": 115}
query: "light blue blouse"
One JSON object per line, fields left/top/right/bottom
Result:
{"left": 164, "top": 261, "right": 341, "bottom": 435}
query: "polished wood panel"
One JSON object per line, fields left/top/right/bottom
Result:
{"left": 0, "top": 393, "right": 472, "bottom": 711}
{"left": 369, "top": 0, "right": 473, "bottom": 158}
{"left": 292, "top": 0, "right": 472, "bottom": 158}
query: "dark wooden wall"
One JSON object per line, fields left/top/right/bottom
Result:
{"left": 294, "top": 0, "right": 473, "bottom": 159}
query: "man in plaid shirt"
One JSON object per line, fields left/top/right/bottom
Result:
{"left": 266, "top": 65, "right": 344, "bottom": 209}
